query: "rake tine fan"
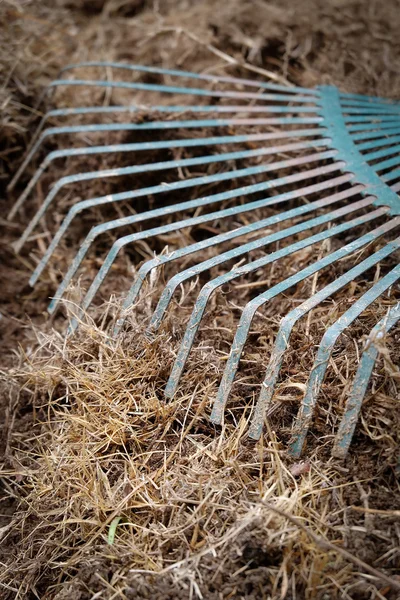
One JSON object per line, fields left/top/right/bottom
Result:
{"left": 11, "top": 62, "right": 400, "bottom": 458}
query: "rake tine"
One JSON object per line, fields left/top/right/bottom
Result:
{"left": 372, "top": 155, "right": 400, "bottom": 174}
{"left": 332, "top": 301, "right": 400, "bottom": 459}
{"left": 10, "top": 103, "right": 310, "bottom": 193}
{"left": 147, "top": 186, "right": 363, "bottom": 335}
{"left": 363, "top": 143, "right": 400, "bottom": 162}
{"left": 114, "top": 182, "right": 362, "bottom": 336}
{"left": 211, "top": 214, "right": 398, "bottom": 424}
{"left": 7, "top": 60, "right": 320, "bottom": 194}
{"left": 382, "top": 169, "right": 400, "bottom": 183}
{"left": 357, "top": 135, "right": 400, "bottom": 151}
{"left": 288, "top": 263, "right": 400, "bottom": 458}
{"left": 248, "top": 234, "right": 400, "bottom": 442}
{"left": 10, "top": 124, "right": 325, "bottom": 224}
{"left": 347, "top": 122, "right": 400, "bottom": 134}
{"left": 20, "top": 138, "right": 330, "bottom": 259}
{"left": 8, "top": 109, "right": 320, "bottom": 187}
{"left": 59, "top": 61, "right": 316, "bottom": 94}
{"left": 48, "top": 78, "right": 317, "bottom": 105}
{"left": 343, "top": 115, "right": 400, "bottom": 124}
{"left": 340, "top": 92, "right": 400, "bottom": 105}
{"left": 163, "top": 197, "right": 379, "bottom": 399}
{"left": 343, "top": 105, "right": 400, "bottom": 115}
{"left": 35, "top": 147, "right": 335, "bottom": 293}
{"left": 46, "top": 157, "right": 341, "bottom": 315}
{"left": 351, "top": 127, "right": 400, "bottom": 141}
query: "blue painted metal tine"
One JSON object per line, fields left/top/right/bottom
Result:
{"left": 372, "top": 155, "right": 400, "bottom": 174}
{"left": 357, "top": 135, "right": 400, "bottom": 152}
{"left": 58, "top": 160, "right": 344, "bottom": 321}
{"left": 17, "top": 138, "right": 330, "bottom": 255}
{"left": 344, "top": 115, "right": 400, "bottom": 124}
{"left": 60, "top": 61, "right": 318, "bottom": 95}
{"left": 163, "top": 197, "right": 377, "bottom": 399}
{"left": 248, "top": 232, "right": 400, "bottom": 442}
{"left": 114, "top": 181, "right": 361, "bottom": 337}
{"left": 382, "top": 168, "right": 400, "bottom": 183}
{"left": 340, "top": 91, "right": 400, "bottom": 105}
{"left": 8, "top": 103, "right": 316, "bottom": 193}
{"left": 288, "top": 263, "right": 400, "bottom": 458}
{"left": 332, "top": 301, "right": 400, "bottom": 458}
{"left": 347, "top": 122, "right": 400, "bottom": 134}
{"left": 392, "top": 181, "right": 400, "bottom": 193}
{"left": 343, "top": 106, "right": 400, "bottom": 115}
{"left": 351, "top": 127, "right": 400, "bottom": 142}
{"left": 29, "top": 147, "right": 335, "bottom": 282}
{"left": 318, "top": 86, "right": 400, "bottom": 215}
{"left": 340, "top": 97, "right": 400, "bottom": 107}
{"left": 49, "top": 78, "right": 317, "bottom": 105}
{"left": 10, "top": 111, "right": 320, "bottom": 182}
{"left": 211, "top": 211, "right": 396, "bottom": 424}
{"left": 363, "top": 143, "right": 400, "bottom": 162}
{"left": 9, "top": 125, "right": 324, "bottom": 222}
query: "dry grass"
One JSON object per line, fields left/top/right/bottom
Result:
{"left": 1, "top": 0, "right": 400, "bottom": 599}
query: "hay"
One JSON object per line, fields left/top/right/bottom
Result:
{"left": 1, "top": 0, "right": 400, "bottom": 598}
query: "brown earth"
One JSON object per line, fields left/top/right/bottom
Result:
{"left": 1, "top": 1, "right": 400, "bottom": 599}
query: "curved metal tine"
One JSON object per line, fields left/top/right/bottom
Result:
{"left": 9, "top": 109, "right": 321, "bottom": 194}
{"left": 9, "top": 123, "right": 324, "bottom": 223}
{"left": 114, "top": 181, "right": 362, "bottom": 337}
{"left": 60, "top": 61, "right": 318, "bottom": 95}
{"left": 211, "top": 213, "right": 397, "bottom": 425}
{"left": 17, "top": 137, "right": 329, "bottom": 254}
{"left": 332, "top": 301, "right": 400, "bottom": 458}
{"left": 248, "top": 232, "right": 400, "bottom": 442}
{"left": 288, "top": 263, "right": 400, "bottom": 458}
{"left": 10, "top": 103, "right": 301, "bottom": 193}
{"left": 48, "top": 78, "right": 316, "bottom": 105}
{"left": 163, "top": 197, "right": 378, "bottom": 399}
{"left": 351, "top": 127, "right": 400, "bottom": 142}
{"left": 33, "top": 150, "right": 337, "bottom": 291}
{"left": 60, "top": 160, "right": 343, "bottom": 323}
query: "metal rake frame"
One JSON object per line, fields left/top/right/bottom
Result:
{"left": 9, "top": 62, "right": 400, "bottom": 458}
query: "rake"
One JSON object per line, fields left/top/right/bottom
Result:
{"left": 9, "top": 62, "right": 400, "bottom": 459}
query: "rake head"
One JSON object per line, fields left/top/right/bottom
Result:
{"left": 9, "top": 62, "right": 400, "bottom": 459}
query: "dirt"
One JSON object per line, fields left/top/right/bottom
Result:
{"left": 1, "top": 0, "right": 400, "bottom": 599}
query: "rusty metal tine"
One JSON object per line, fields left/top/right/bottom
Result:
{"left": 332, "top": 301, "right": 400, "bottom": 459}
{"left": 248, "top": 231, "right": 400, "bottom": 442}
{"left": 114, "top": 181, "right": 361, "bottom": 337}
{"left": 163, "top": 197, "right": 377, "bottom": 399}
{"left": 211, "top": 212, "right": 396, "bottom": 424}
{"left": 289, "top": 263, "right": 400, "bottom": 458}
{"left": 45, "top": 156, "right": 341, "bottom": 315}
{"left": 21, "top": 138, "right": 330, "bottom": 260}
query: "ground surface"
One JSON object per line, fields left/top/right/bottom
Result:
{"left": 1, "top": 1, "right": 400, "bottom": 599}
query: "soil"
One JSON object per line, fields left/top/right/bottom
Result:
{"left": 1, "top": 1, "right": 400, "bottom": 599}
